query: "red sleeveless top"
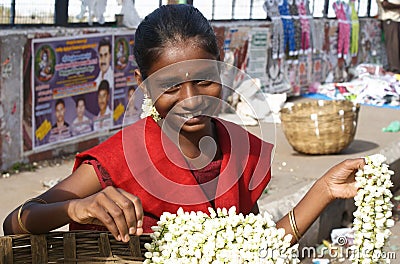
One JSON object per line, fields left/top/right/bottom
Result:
{"left": 70, "top": 117, "right": 273, "bottom": 233}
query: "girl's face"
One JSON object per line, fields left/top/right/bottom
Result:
{"left": 137, "top": 43, "right": 222, "bottom": 134}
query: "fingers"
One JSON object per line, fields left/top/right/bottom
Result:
{"left": 113, "top": 188, "right": 144, "bottom": 236}
{"left": 98, "top": 193, "right": 132, "bottom": 242}
{"left": 68, "top": 186, "right": 144, "bottom": 242}
{"left": 102, "top": 187, "right": 144, "bottom": 242}
{"left": 83, "top": 187, "right": 143, "bottom": 242}
{"left": 341, "top": 158, "right": 366, "bottom": 171}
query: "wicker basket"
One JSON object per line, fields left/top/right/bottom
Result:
{"left": 280, "top": 100, "right": 360, "bottom": 155}
{"left": 0, "top": 231, "right": 151, "bottom": 263}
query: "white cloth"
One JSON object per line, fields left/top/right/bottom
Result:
{"left": 121, "top": 0, "right": 142, "bottom": 28}
{"left": 377, "top": 0, "right": 400, "bottom": 22}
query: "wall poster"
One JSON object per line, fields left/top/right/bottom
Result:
{"left": 32, "top": 34, "right": 115, "bottom": 149}
{"left": 113, "top": 33, "right": 143, "bottom": 128}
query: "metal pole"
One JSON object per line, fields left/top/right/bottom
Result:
{"left": 367, "top": 0, "right": 371, "bottom": 17}
{"left": 212, "top": 0, "right": 215, "bottom": 20}
{"left": 55, "top": 0, "right": 69, "bottom": 26}
{"left": 250, "top": 0, "right": 254, "bottom": 19}
{"left": 232, "top": 0, "right": 236, "bottom": 19}
{"left": 323, "top": 0, "right": 329, "bottom": 18}
{"left": 10, "top": 0, "right": 15, "bottom": 24}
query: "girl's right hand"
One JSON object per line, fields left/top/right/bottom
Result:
{"left": 67, "top": 186, "right": 143, "bottom": 242}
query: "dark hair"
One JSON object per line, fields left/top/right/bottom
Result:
{"left": 98, "top": 37, "right": 111, "bottom": 53}
{"left": 133, "top": 4, "right": 220, "bottom": 79}
{"left": 98, "top": 80, "right": 110, "bottom": 94}
{"left": 55, "top": 99, "right": 65, "bottom": 109}
{"left": 75, "top": 97, "right": 86, "bottom": 107}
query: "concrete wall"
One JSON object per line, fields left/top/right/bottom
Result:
{"left": 0, "top": 27, "right": 134, "bottom": 171}
{"left": 0, "top": 34, "right": 26, "bottom": 170}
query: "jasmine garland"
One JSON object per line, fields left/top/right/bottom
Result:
{"left": 351, "top": 154, "right": 395, "bottom": 263}
{"left": 143, "top": 207, "right": 299, "bottom": 264}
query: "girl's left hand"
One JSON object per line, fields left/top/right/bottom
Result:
{"left": 321, "top": 158, "right": 365, "bottom": 200}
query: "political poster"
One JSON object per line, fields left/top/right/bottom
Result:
{"left": 32, "top": 34, "right": 114, "bottom": 149}
{"left": 113, "top": 32, "right": 143, "bottom": 127}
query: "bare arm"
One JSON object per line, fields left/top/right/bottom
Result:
{"left": 276, "top": 158, "right": 365, "bottom": 244}
{"left": 3, "top": 163, "right": 143, "bottom": 242}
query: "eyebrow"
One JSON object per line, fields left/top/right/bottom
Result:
{"left": 154, "top": 68, "right": 220, "bottom": 84}
{"left": 155, "top": 77, "right": 182, "bottom": 84}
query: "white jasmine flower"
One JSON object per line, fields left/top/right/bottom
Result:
{"left": 140, "top": 96, "right": 161, "bottom": 121}
{"left": 352, "top": 154, "right": 394, "bottom": 263}
{"left": 144, "top": 206, "right": 299, "bottom": 263}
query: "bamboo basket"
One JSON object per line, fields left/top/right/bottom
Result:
{"left": 280, "top": 100, "right": 360, "bottom": 155}
{"left": 0, "top": 231, "right": 151, "bottom": 263}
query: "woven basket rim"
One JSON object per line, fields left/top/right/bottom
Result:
{"left": 279, "top": 100, "right": 360, "bottom": 154}
{"left": 280, "top": 99, "right": 360, "bottom": 117}
{"left": 0, "top": 231, "right": 152, "bottom": 263}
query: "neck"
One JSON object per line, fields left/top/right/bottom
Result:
{"left": 159, "top": 119, "right": 221, "bottom": 168}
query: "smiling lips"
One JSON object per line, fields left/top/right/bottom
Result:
{"left": 178, "top": 110, "right": 203, "bottom": 120}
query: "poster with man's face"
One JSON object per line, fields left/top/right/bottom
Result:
{"left": 113, "top": 33, "right": 144, "bottom": 128}
{"left": 32, "top": 34, "right": 114, "bottom": 149}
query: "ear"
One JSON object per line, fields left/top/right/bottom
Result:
{"left": 134, "top": 69, "right": 146, "bottom": 93}
{"left": 134, "top": 69, "right": 143, "bottom": 84}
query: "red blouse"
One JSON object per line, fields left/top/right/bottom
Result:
{"left": 70, "top": 117, "right": 273, "bottom": 233}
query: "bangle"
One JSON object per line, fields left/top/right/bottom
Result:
{"left": 289, "top": 209, "right": 301, "bottom": 242}
{"left": 17, "top": 198, "right": 47, "bottom": 234}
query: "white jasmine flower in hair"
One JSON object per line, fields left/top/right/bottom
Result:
{"left": 141, "top": 96, "right": 161, "bottom": 122}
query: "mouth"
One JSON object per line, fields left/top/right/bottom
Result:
{"left": 173, "top": 105, "right": 218, "bottom": 125}
{"left": 176, "top": 110, "right": 203, "bottom": 120}
{"left": 174, "top": 110, "right": 210, "bottom": 125}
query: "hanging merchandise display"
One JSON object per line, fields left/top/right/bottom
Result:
{"left": 263, "top": 0, "right": 285, "bottom": 60}
{"left": 246, "top": 27, "right": 270, "bottom": 86}
{"left": 285, "top": 60, "right": 300, "bottom": 95}
{"left": 288, "top": 0, "right": 301, "bottom": 56}
{"left": 278, "top": 0, "right": 297, "bottom": 56}
{"left": 297, "top": 0, "right": 311, "bottom": 53}
{"left": 359, "top": 19, "right": 383, "bottom": 65}
{"left": 333, "top": 0, "right": 351, "bottom": 59}
{"left": 349, "top": 0, "right": 359, "bottom": 58}
{"left": 312, "top": 19, "right": 325, "bottom": 53}
{"left": 312, "top": 53, "right": 324, "bottom": 84}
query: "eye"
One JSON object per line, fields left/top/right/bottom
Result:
{"left": 161, "top": 84, "right": 181, "bottom": 93}
{"left": 195, "top": 80, "right": 214, "bottom": 87}
{"left": 160, "top": 82, "right": 174, "bottom": 89}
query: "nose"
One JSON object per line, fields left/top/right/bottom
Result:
{"left": 179, "top": 81, "right": 202, "bottom": 111}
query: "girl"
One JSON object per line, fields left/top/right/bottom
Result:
{"left": 3, "top": 5, "right": 364, "bottom": 246}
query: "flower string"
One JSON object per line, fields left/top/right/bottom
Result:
{"left": 140, "top": 96, "right": 161, "bottom": 122}
{"left": 351, "top": 154, "right": 395, "bottom": 263}
{"left": 144, "top": 206, "right": 299, "bottom": 263}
